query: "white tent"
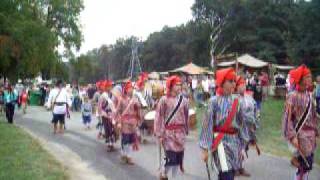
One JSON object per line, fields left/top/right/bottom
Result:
{"left": 217, "top": 54, "right": 269, "bottom": 68}
{"left": 274, "top": 65, "right": 295, "bottom": 70}
{"left": 237, "top": 54, "right": 269, "bottom": 68}
{"left": 170, "top": 62, "right": 211, "bottom": 75}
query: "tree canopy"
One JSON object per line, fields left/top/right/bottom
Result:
{"left": 0, "top": 0, "right": 83, "bottom": 82}
{"left": 71, "top": 0, "right": 319, "bottom": 83}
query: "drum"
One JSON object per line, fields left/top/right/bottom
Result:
{"left": 151, "top": 83, "right": 164, "bottom": 100}
{"left": 188, "top": 109, "right": 196, "bottom": 130}
{"left": 144, "top": 110, "right": 155, "bottom": 134}
{"left": 143, "top": 109, "right": 197, "bottom": 131}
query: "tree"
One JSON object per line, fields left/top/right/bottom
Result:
{"left": 0, "top": 0, "right": 83, "bottom": 82}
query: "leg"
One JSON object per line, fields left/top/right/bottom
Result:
{"left": 52, "top": 114, "right": 58, "bottom": 134}
{"left": 58, "top": 114, "right": 65, "bottom": 134}
{"left": 23, "top": 103, "right": 27, "bottom": 114}
{"left": 5, "top": 103, "right": 10, "bottom": 123}
{"left": 7, "top": 103, "right": 14, "bottom": 124}
{"left": 294, "top": 169, "right": 309, "bottom": 180}
{"left": 179, "top": 151, "right": 185, "bottom": 173}
{"left": 219, "top": 170, "right": 235, "bottom": 180}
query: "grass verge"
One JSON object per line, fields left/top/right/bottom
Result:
{"left": 257, "top": 98, "right": 320, "bottom": 165}
{"left": 195, "top": 98, "right": 320, "bottom": 165}
{"left": 0, "top": 118, "right": 68, "bottom": 180}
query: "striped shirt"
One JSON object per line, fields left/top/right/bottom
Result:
{"left": 199, "top": 94, "right": 247, "bottom": 150}
{"left": 282, "top": 91, "right": 319, "bottom": 155}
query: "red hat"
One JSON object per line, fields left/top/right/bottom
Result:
{"left": 289, "top": 65, "right": 311, "bottom": 85}
{"left": 166, "top": 75, "right": 181, "bottom": 95}
{"left": 124, "top": 81, "right": 133, "bottom": 94}
{"left": 96, "top": 80, "right": 103, "bottom": 90}
{"left": 101, "top": 80, "right": 113, "bottom": 91}
{"left": 140, "top": 72, "right": 149, "bottom": 81}
{"left": 136, "top": 72, "right": 148, "bottom": 89}
{"left": 215, "top": 68, "right": 236, "bottom": 95}
{"left": 136, "top": 78, "right": 144, "bottom": 89}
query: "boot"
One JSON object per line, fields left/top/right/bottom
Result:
{"left": 120, "top": 156, "right": 127, "bottom": 164}
{"left": 239, "top": 168, "right": 251, "bottom": 177}
{"left": 126, "top": 157, "right": 135, "bottom": 165}
{"left": 180, "top": 163, "right": 185, "bottom": 173}
{"left": 159, "top": 174, "right": 168, "bottom": 180}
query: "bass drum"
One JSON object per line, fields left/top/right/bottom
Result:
{"left": 144, "top": 110, "right": 156, "bottom": 134}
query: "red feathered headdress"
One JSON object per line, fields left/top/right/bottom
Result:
{"left": 215, "top": 68, "right": 236, "bottom": 95}
{"left": 101, "top": 80, "right": 113, "bottom": 91}
{"left": 289, "top": 65, "right": 311, "bottom": 85}
{"left": 166, "top": 75, "right": 181, "bottom": 96}
{"left": 123, "top": 81, "right": 133, "bottom": 94}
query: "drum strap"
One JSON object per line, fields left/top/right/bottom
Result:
{"left": 165, "top": 95, "right": 183, "bottom": 126}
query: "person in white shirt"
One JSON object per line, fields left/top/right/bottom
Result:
{"left": 47, "top": 80, "right": 72, "bottom": 134}
{"left": 208, "top": 75, "right": 216, "bottom": 97}
{"left": 202, "top": 76, "right": 210, "bottom": 100}
{"left": 191, "top": 76, "right": 198, "bottom": 90}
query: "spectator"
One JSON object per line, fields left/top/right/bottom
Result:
{"left": 260, "top": 71, "right": 269, "bottom": 99}
{"left": 81, "top": 95, "right": 92, "bottom": 130}
{"left": 20, "top": 88, "right": 29, "bottom": 114}
{"left": 253, "top": 81, "right": 263, "bottom": 116}
{"left": 87, "top": 84, "right": 96, "bottom": 100}
{"left": 0, "top": 86, "right": 4, "bottom": 115}
{"left": 3, "top": 84, "right": 18, "bottom": 124}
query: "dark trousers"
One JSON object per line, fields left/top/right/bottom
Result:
{"left": 316, "top": 97, "right": 320, "bottom": 114}
{"left": 5, "top": 103, "right": 15, "bottom": 124}
{"left": 219, "top": 170, "right": 235, "bottom": 180}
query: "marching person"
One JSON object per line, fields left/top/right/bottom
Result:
{"left": 116, "top": 81, "right": 142, "bottom": 165}
{"left": 3, "top": 84, "right": 18, "bottom": 124}
{"left": 199, "top": 68, "right": 248, "bottom": 180}
{"left": 282, "top": 65, "right": 319, "bottom": 180}
{"left": 154, "top": 75, "right": 189, "bottom": 180}
{"left": 99, "top": 80, "right": 117, "bottom": 152}
{"left": 47, "top": 80, "right": 71, "bottom": 134}
{"left": 235, "top": 76, "right": 259, "bottom": 177}
{"left": 134, "top": 73, "right": 149, "bottom": 143}
{"left": 81, "top": 95, "right": 92, "bottom": 130}
{"left": 94, "top": 81, "right": 104, "bottom": 139}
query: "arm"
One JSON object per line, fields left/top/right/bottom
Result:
{"left": 184, "top": 99, "right": 189, "bottom": 135}
{"left": 238, "top": 104, "right": 250, "bottom": 146}
{"left": 154, "top": 97, "right": 165, "bottom": 138}
{"left": 199, "top": 98, "right": 215, "bottom": 151}
{"left": 47, "top": 90, "right": 54, "bottom": 109}
{"left": 282, "top": 95, "right": 296, "bottom": 142}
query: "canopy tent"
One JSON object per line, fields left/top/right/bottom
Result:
{"left": 148, "top": 71, "right": 160, "bottom": 79}
{"left": 217, "top": 54, "right": 269, "bottom": 68}
{"left": 170, "top": 62, "right": 211, "bottom": 75}
{"left": 274, "top": 65, "right": 295, "bottom": 70}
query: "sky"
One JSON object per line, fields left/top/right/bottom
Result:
{"left": 78, "top": 0, "right": 194, "bottom": 54}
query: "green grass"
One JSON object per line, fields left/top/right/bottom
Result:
{"left": 257, "top": 98, "right": 320, "bottom": 165}
{"left": 0, "top": 119, "right": 68, "bottom": 180}
{"left": 195, "top": 98, "right": 320, "bottom": 165}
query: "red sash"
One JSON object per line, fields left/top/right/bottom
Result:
{"left": 211, "top": 98, "right": 239, "bottom": 150}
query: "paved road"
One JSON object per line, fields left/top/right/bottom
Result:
{"left": 12, "top": 106, "right": 320, "bottom": 180}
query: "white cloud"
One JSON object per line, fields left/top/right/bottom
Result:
{"left": 79, "top": 0, "right": 194, "bottom": 54}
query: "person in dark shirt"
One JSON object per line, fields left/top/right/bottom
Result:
{"left": 87, "top": 84, "right": 96, "bottom": 100}
{"left": 40, "top": 85, "right": 46, "bottom": 106}
{"left": 253, "top": 82, "right": 263, "bottom": 116}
